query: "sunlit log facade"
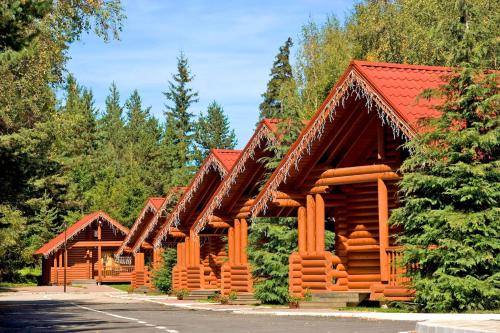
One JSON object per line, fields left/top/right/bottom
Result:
{"left": 153, "top": 149, "right": 242, "bottom": 291}
{"left": 35, "top": 211, "right": 130, "bottom": 285}
{"left": 192, "top": 119, "right": 280, "bottom": 295}
{"left": 251, "top": 61, "right": 449, "bottom": 301}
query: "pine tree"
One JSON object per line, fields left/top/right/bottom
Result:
{"left": 259, "top": 38, "right": 293, "bottom": 120}
{"left": 161, "top": 52, "right": 199, "bottom": 187}
{"left": 193, "top": 101, "right": 237, "bottom": 165}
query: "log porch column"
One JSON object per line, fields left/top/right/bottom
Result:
{"left": 306, "top": 194, "right": 316, "bottom": 253}
{"left": 378, "top": 178, "right": 389, "bottom": 282}
{"left": 315, "top": 193, "right": 325, "bottom": 253}
{"left": 298, "top": 206, "right": 307, "bottom": 255}
{"left": 240, "top": 218, "right": 248, "bottom": 265}
{"left": 234, "top": 219, "right": 241, "bottom": 264}
{"left": 228, "top": 225, "right": 235, "bottom": 266}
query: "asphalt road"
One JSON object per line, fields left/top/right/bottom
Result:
{"left": 0, "top": 295, "right": 417, "bottom": 333}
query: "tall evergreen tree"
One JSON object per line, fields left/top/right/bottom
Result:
{"left": 259, "top": 37, "right": 293, "bottom": 120}
{"left": 193, "top": 101, "right": 237, "bottom": 165}
{"left": 390, "top": 1, "right": 499, "bottom": 311}
{"left": 100, "top": 82, "right": 124, "bottom": 146}
{"left": 161, "top": 52, "right": 198, "bottom": 187}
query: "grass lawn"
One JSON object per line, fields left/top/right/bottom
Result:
{"left": 108, "top": 284, "right": 132, "bottom": 292}
{"left": 338, "top": 306, "right": 409, "bottom": 313}
{"left": 0, "top": 282, "right": 37, "bottom": 292}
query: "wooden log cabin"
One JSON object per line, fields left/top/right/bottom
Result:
{"left": 116, "top": 188, "right": 185, "bottom": 289}
{"left": 35, "top": 211, "right": 130, "bottom": 285}
{"left": 250, "top": 61, "right": 449, "bottom": 301}
{"left": 191, "top": 119, "right": 281, "bottom": 296}
{"left": 114, "top": 197, "right": 166, "bottom": 288}
{"left": 152, "top": 149, "right": 241, "bottom": 292}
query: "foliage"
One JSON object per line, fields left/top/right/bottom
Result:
{"left": 347, "top": 0, "right": 499, "bottom": 69}
{"left": 161, "top": 52, "right": 199, "bottom": 188}
{"left": 193, "top": 101, "right": 237, "bottom": 165}
{"left": 175, "top": 289, "right": 190, "bottom": 299}
{"left": 0, "top": 0, "right": 51, "bottom": 52}
{"left": 390, "top": 67, "right": 499, "bottom": 312}
{"left": 248, "top": 217, "right": 334, "bottom": 304}
{"left": 153, "top": 248, "right": 177, "bottom": 294}
{"left": 259, "top": 37, "right": 293, "bottom": 120}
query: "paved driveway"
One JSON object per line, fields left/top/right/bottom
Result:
{"left": 0, "top": 290, "right": 416, "bottom": 333}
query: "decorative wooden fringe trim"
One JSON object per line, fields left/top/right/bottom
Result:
{"left": 251, "top": 69, "right": 415, "bottom": 217}
{"left": 154, "top": 156, "right": 228, "bottom": 247}
{"left": 193, "top": 124, "right": 277, "bottom": 234}
{"left": 125, "top": 188, "right": 182, "bottom": 254}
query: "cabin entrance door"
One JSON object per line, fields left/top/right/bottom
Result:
{"left": 85, "top": 249, "right": 93, "bottom": 279}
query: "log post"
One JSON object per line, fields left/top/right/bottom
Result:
{"left": 306, "top": 195, "right": 316, "bottom": 254}
{"left": 185, "top": 237, "right": 191, "bottom": 266}
{"left": 194, "top": 234, "right": 200, "bottom": 265}
{"left": 97, "top": 221, "right": 102, "bottom": 285}
{"left": 234, "top": 219, "right": 241, "bottom": 265}
{"left": 177, "top": 242, "right": 183, "bottom": 267}
{"left": 228, "top": 225, "right": 235, "bottom": 266}
{"left": 240, "top": 218, "right": 248, "bottom": 265}
{"left": 298, "top": 206, "right": 307, "bottom": 255}
{"left": 378, "top": 178, "right": 389, "bottom": 282}
{"left": 315, "top": 193, "right": 325, "bottom": 253}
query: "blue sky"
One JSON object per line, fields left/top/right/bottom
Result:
{"left": 67, "top": 0, "right": 356, "bottom": 148}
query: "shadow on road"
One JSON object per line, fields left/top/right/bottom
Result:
{"left": 0, "top": 299, "right": 141, "bottom": 332}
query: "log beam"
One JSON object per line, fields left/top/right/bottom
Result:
{"left": 319, "top": 164, "right": 392, "bottom": 179}
{"left": 314, "top": 171, "right": 399, "bottom": 186}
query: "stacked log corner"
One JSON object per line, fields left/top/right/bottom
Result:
{"left": 289, "top": 194, "right": 347, "bottom": 297}
{"left": 186, "top": 234, "right": 204, "bottom": 290}
{"left": 172, "top": 241, "right": 187, "bottom": 290}
{"left": 132, "top": 252, "right": 151, "bottom": 289}
{"left": 221, "top": 219, "right": 252, "bottom": 295}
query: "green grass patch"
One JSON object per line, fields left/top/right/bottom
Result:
{"left": 108, "top": 284, "right": 132, "bottom": 292}
{"left": 338, "top": 306, "right": 409, "bottom": 313}
{"left": 0, "top": 281, "right": 37, "bottom": 292}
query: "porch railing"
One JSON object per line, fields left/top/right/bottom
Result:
{"left": 101, "top": 265, "right": 134, "bottom": 278}
{"left": 386, "top": 246, "right": 410, "bottom": 286}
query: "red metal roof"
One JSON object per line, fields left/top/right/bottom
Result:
{"left": 115, "top": 196, "right": 166, "bottom": 256}
{"left": 250, "top": 61, "right": 454, "bottom": 217}
{"left": 211, "top": 149, "right": 241, "bottom": 171}
{"left": 352, "top": 60, "right": 450, "bottom": 133}
{"left": 34, "top": 211, "right": 129, "bottom": 256}
{"left": 152, "top": 149, "right": 242, "bottom": 246}
{"left": 191, "top": 119, "right": 281, "bottom": 234}
{"left": 149, "top": 197, "right": 166, "bottom": 210}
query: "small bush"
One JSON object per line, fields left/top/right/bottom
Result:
{"left": 152, "top": 248, "right": 176, "bottom": 293}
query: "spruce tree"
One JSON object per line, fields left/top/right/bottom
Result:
{"left": 161, "top": 52, "right": 198, "bottom": 187}
{"left": 100, "top": 82, "right": 124, "bottom": 147}
{"left": 390, "top": 2, "right": 499, "bottom": 311}
{"left": 259, "top": 37, "right": 293, "bottom": 120}
{"left": 193, "top": 101, "right": 237, "bottom": 165}
{"left": 153, "top": 248, "right": 177, "bottom": 293}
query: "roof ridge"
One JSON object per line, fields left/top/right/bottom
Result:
{"left": 352, "top": 60, "right": 454, "bottom": 72}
